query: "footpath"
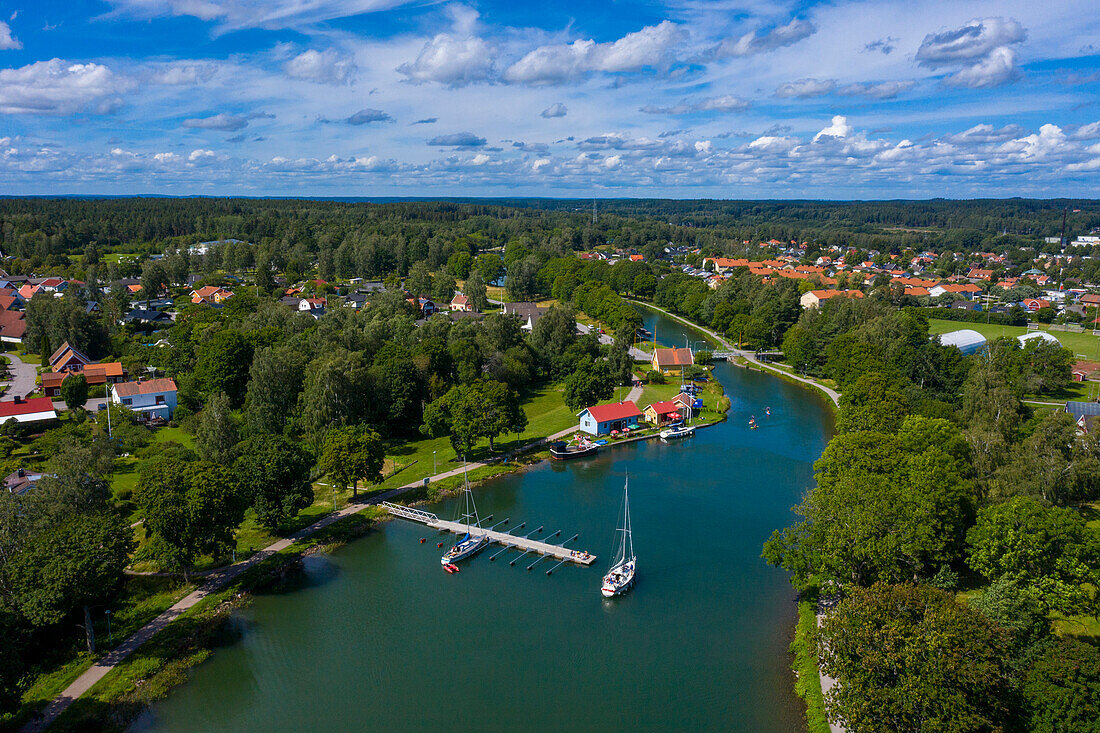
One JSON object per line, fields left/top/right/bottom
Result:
{"left": 627, "top": 300, "right": 840, "bottom": 406}
{"left": 23, "top": 435, "right": 592, "bottom": 732}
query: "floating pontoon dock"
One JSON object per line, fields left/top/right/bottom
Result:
{"left": 382, "top": 503, "right": 597, "bottom": 566}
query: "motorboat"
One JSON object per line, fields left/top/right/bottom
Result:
{"left": 550, "top": 438, "right": 599, "bottom": 460}
{"left": 660, "top": 424, "right": 696, "bottom": 440}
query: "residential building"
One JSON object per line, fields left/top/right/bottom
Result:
{"left": 0, "top": 396, "right": 58, "bottom": 425}
{"left": 1066, "top": 401, "right": 1100, "bottom": 435}
{"left": 577, "top": 401, "right": 643, "bottom": 435}
{"left": 650, "top": 347, "right": 694, "bottom": 375}
{"left": 121, "top": 309, "right": 173, "bottom": 326}
{"left": 799, "top": 289, "right": 864, "bottom": 309}
{"left": 503, "top": 302, "right": 549, "bottom": 331}
{"left": 111, "top": 378, "right": 178, "bottom": 421}
{"left": 643, "top": 400, "right": 682, "bottom": 426}
{"left": 450, "top": 293, "right": 471, "bottom": 312}
{"left": 4, "top": 468, "right": 46, "bottom": 495}
{"left": 49, "top": 342, "right": 93, "bottom": 372}
{"left": 190, "top": 285, "right": 234, "bottom": 304}
{"left": 0, "top": 310, "right": 26, "bottom": 344}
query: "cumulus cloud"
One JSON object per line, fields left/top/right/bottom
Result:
{"left": 944, "top": 46, "right": 1018, "bottom": 88}
{"left": 1072, "top": 121, "right": 1100, "bottom": 140}
{"left": 709, "top": 18, "right": 815, "bottom": 60}
{"left": 540, "top": 102, "right": 567, "bottom": 118}
{"left": 182, "top": 111, "right": 272, "bottom": 131}
{"left": 917, "top": 18, "right": 1026, "bottom": 89}
{"left": 396, "top": 34, "right": 494, "bottom": 86}
{"left": 0, "top": 20, "right": 21, "bottom": 50}
{"left": 284, "top": 48, "right": 356, "bottom": 85}
{"left": 428, "top": 131, "right": 486, "bottom": 147}
{"left": 640, "top": 95, "right": 750, "bottom": 115}
{"left": 774, "top": 78, "right": 835, "bottom": 99}
{"left": 503, "top": 21, "right": 683, "bottom": 85}
{"left": 813, "top": 115, "right": 853, "bottom": 142}
{"left": 0, "top": 59, "right": 128, "bottom": 114}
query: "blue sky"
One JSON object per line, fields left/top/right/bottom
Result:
{"left": 0, "top": 0, "right": 1098, "bottom": 197}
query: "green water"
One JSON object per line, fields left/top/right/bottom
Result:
{"left": 135, "top": 311, "right": 834, "bottom": 732}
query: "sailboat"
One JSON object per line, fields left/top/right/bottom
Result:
{"left": 440, "top": 464, "right": 489, "bottom": 566}
{"left": 601, "top": 477, "right": 636, "bottom": 597}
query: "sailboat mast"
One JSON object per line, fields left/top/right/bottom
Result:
{"left": 624, "top": 478, "right": 634, "bottom": 561}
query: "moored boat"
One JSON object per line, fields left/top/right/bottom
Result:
{"left": 601, "top": 477, "right": 636, "bottom": 598}
{"left": 441, "top": 465, "right": 489, "bottom": 566}
{"left": 660, "top": 424, "right": 695, "bottom": 440}
{"left": 550, "top": 437, "right": 599, "bottom": 460}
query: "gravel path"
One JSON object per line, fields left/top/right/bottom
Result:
{"left": 2, "top": 352, "right": 37, "bottom": 399}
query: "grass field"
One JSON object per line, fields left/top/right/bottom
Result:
{"left": 926, "top": 318, "right": 1100, "bottom": 361}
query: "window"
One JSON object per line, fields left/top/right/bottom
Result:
{"left": 155, "top": 395, "right": 165, "bottom": 405}
{"left": 122, "top": 398, "right": 132, "bottom": 406}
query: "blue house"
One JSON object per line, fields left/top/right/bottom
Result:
{"left": 577, "top": 401, "right": 643, "bottom": 436}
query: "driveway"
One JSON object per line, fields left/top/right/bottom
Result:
{"left": 2, "top": 352, "right": 37, "bottom": 399}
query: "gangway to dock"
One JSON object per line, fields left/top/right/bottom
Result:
{"left": 382, "top": 502, "right": 597, "bottom": 566}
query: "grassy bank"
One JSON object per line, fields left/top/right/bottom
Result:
{"left": 50, "top": 509, "right": 383, "bottom": 732}
{"left": 791, "top": 600, "right": 831, "bottom": 733}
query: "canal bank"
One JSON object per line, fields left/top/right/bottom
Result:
{"left": 128, "top": 307, "right": 833, "bottom": 733}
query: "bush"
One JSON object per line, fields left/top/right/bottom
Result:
{"left": 695, "top": 350, "right": 712, "bottom": 363}
{"left": 646, "top": 370, "right": 666, "bottom": 384}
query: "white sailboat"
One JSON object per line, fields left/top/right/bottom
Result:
{"left": 441, "top": 464, "right": 489, "bottom": 566}
{"left": 601, "top": 477, "right": 636, "bottom": 597}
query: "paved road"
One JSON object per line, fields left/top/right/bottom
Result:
{"left": 2, "top": 352, "right": 37, "bottom": 399}
{"left": 627, "top": 300, "right": 841, "bottom": 406}
{"left": 51, "top": 397, "right": 107, "bottom": 412}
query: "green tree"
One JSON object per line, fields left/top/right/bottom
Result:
{"left": 562, "top": 359, "right": 616, "bottom": 411}
{"left": 233, "top": 435, "right": 313, "bottom": 529}
{"left": 835, "top": 372, "right": 910, "bottom": 433}
{"left": 465, "top": 269, "right": 488, "bottom": 312}
{"left": 193, "top": 330, "right": 254, "bottom": 407}
{"left": 447, "top": 251, "right": 473, "bottom": 279}
{"left": 195, "top": 392, "right": 239, "bottom": 464}
{"left": 1020, "top": 638, "right": 1100, "bottom": 733}
{"left": 59, "top": 373, "right": 88, "bottom": 413}
{"left": 966, "top": 496, "right": 1100, "bottom": 614}
{"left": 477, "top": 379, "right": 528, "bottom": 452}
{"left": 817, "top": 584, "right": 1012, "bottom": 733}
{"left": 8, "top": 511, "right": 133, "bottom": 652}
{"left": 764, "top": 417, "right": 975, "bottom": 588}
{"left": 242, "top": 345, "right": 308, "bottom": 435}
{"left": 134, "top": 457, "right": 246, "bottom": 581}
{"left": 422, "top": 380, "right": 527, "bottom": 455}
{"left": 140, "top": 259, "right": 170, "bottom": 306}
{"left": 406, "top": 261, "right": 433, "bottom": 296}
{"left": 475, "top": 253, "right": 504, "bottom": 284}
{"left": 295, "top": 350, "right": 370, "bottom": 442}
{"left": 632, "top": 272, "right": 657, "bottom": 298}
{"left": 318, "top": 427, "right": 384, "bottom": 498}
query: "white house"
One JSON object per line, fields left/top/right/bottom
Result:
{"left": 111, "top": 378, "right": 178, "bottom": 421}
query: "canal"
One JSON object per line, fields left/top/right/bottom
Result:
{"left": 134, "top": 308, "right": 834, "bottom": 732}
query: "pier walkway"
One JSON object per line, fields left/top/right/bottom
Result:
{"left": 383, "top": 503, "right": 597, "bottom": 566}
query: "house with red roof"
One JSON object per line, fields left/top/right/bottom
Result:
{"left": 650, "top": 347, "right": 694, "bottom": 375}
{"left": 450, "top": 293, "right": 471, "bottom": 312}
{"left": 0, "top": 310, "right": 26, "bottom": 344}
{"left": 577, "top": 401, "right": 643, "bottom": 435}
{"left": 110, "top": 378, "right": 178, "bottom": 421}
{"left": 644, "top": 400, "right": 682, "bottom": 426}
{"left": 0, "top": 396, "right": 58, "bottom": 425}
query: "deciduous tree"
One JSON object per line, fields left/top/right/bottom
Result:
{"left": 233, "top": 435, "right": 313, "bottom": 529}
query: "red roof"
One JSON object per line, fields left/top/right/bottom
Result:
{"left": 0, "top": 397, "right": 56, "bottom": 418}
{"left": 113, "top": 378, "right": 177, "bottom": 397}
{"left": 584, "top": 401, "right": 642, "bottom": 422}
{"left": 646, "top": 400, "right": 680, "bottom": 415}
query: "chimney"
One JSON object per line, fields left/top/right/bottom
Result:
{"left": 17, "top": 468, "right": 24, "bottom": 477}
{"left": 13, "top": 396, "right": 22, "bottom": 404}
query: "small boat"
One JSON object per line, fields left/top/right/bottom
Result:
{"left": 602, "top": 477, "right": 636, "bottom": 598}
{"left": 660, "top": 424, "right": 695, "bottom": 440}
{"left": 441, "top": 466, "right": 489, "bottom": 566}
{"left": 550, "top": 438, "right": 599, "bottom": 460}
{"left": 443, "top": 563, "right": 460, "bottom": 573}
{"left": 595, "top": 439, "right": 609, "bottom": 446}
{"left": 765, "top": 406, "right": 771, "bottom": 416}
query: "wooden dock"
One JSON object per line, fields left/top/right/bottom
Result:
{"left": 382, "top": 503, "right": 597, "bottom": 566}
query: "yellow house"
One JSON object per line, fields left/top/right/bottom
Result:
{"left": 650, "top": 347, "right": 694, "bottom": 375}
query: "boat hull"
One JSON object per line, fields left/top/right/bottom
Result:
{"left": 550, "top": 443, "right": 599, "bottom": 460}
{"left": 660, "top": 426, "right": 695, "bottom": 440}
{"left": 440, "top": 534, "right": 489, "bottom": 565}
{"left": 601, "top": 560, "right": 636, "bottom": 597}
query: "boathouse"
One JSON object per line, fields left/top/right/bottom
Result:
{"left": 577, "top": 401, "right": 642, "bottom": 435}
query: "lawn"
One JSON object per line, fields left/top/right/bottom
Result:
{"left": 926, "top": 318, "right": 1100, "bottom": 361}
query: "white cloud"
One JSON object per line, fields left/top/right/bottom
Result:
{"left": 503, "top": 21, "right": 683, "bottom": 85}
{"left": 604, "top": 155, "right": 622, "bottom": 169}
{"left": 0, "top": 20, "right": 21, "bottom": 50}
{"left": 916, "top": 18, "right": 1026, "bottom": 89}
{"left": 836, "top": 81, "right": 916, "bottom": 100}
{"left": 284, "top": 49, "right": 356, "bottom": 85}
{"left": 1072, "top": 122, "right": 1100, "bottom": 140}
{"left": 396, "top": 33, "right": 494, "bottom": 86}
{"left": 813, "top": 115, "right": 853, "bottom": 142}
{"left": 641, "top": 95, "right": 750, "bottom": 115}
{"left": 1000, "top": 124, "right": 1068, "bottom": 159}
{"left": 150, "top": 62, "right": 217, "bottom": 85}
{"left": 709, "top": 18, "right": 816, "bottom": 59}
{"left": 188, "top": 148, "right": 216, "bottom": 162}
{"left": 470, "top": 153, "right": 490, "bottom": 165}
{"left": 944, "top": 47, "right": 1018, "bottom": 88}
{"left": 182, "top": 112, "right": 271, "bottom": 131}
{"left": 0, "top": 59, "right": 128, "bottom": 115}
{"left": 774, "top": 78, "right": 836, "bottom": 99}
{"left": 104, "top": 0, "right": 417, "bottom": 31}
{"left": 540, "top": 102, "right": 567, "bottom": 118}
{"left": 916, "top": 18, "right": 1026, "bottom": 67}
{"left": 428, "top": 131, "right": 486, "bottom": 147}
